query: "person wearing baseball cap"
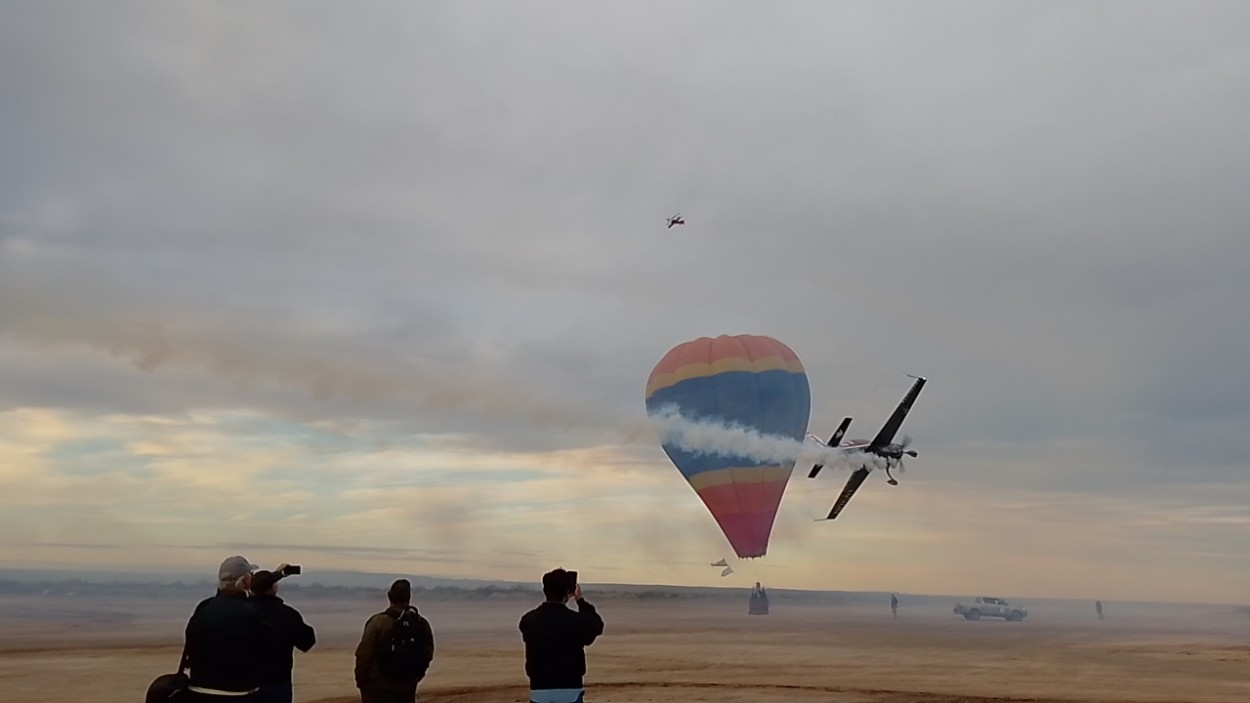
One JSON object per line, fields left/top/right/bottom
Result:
{"left": 179, "top": 556, "right": 269, "bottom": 701}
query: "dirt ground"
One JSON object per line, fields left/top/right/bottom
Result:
{"left": 1, "top": 594, "right": 1247, "bottom": 703}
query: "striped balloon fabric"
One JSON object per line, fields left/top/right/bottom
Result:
{"left": 646, "top": 335, "right": 810, "bottom": 559}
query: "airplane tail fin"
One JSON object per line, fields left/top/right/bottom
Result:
{"left": 830, "top": 416, "right": 852, "bottom": 447}
{"left": 808, "top": 417, "right": 852, "bottom": 478}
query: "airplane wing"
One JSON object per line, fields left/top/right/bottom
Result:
{"left": 823, "top": 467, "right": 871, "bottom": 520}
{"left": 868, "top": 376, "right": 926, "bottom": 451}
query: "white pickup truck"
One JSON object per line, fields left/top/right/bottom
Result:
{"left": 953, "top": 596, "right": 1028, "bottom": 621}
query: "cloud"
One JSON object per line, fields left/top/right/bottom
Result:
{"left": 1, "top": 2, "right": 1248, "bottom": 601}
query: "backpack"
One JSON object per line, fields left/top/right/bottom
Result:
{"left": 377, "top": 607, "right": 429, "bottom": 680}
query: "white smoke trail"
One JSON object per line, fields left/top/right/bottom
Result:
{"left": 647, "top": 405, "right": 886, "bottom": 471}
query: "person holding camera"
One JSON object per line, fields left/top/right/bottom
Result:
{"left": 354, "top": 579, "right": 435, "bottom": 703}
{"left": 518, "top": 568, "right": 605, "bottom": 703}
{"left": 250, "top": 564, "right": 316, "bottom": 703}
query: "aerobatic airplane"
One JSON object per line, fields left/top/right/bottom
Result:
{"left": 666, "top": 214, "right": 686, "bottom": 228}
{"left": 807, "top": 375, "right": 926, "bottom": 521}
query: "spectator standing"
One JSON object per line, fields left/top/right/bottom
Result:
{"left": 250, "top": 567, "right": 316, "bottom": 703}
{"left": 519, "top": 568, "right": 605, "bottom": 703}
{"left": 354, "top": 579, "right": 435, "bottom": 703}
{"left": 181, "top": 556, "right": 269, "bottom": 702}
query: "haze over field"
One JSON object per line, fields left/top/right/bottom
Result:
{"left": 2, "top": 592, "right": 1248, "bottom": 703}
{"left": 1, "top": 2, "right": 1248, "bottom": 604}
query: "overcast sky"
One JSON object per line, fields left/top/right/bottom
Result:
{"left": 1, "top": 2, "right": 1247, "bottom": 603}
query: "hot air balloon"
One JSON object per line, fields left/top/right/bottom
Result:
{"left": 645, "top": 334, "right": 810, "bottom": 559}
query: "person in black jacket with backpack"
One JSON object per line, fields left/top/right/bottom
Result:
{"left": 354, "top": 579, "right": 435, "bottom": 703}
{"left": 250, "top": 567, "right": 316, "bottom": 703}
{"left": 518, "top": 568, "right": 605, "bottom": 703}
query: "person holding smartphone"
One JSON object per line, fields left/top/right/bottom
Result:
{"left": 250, "top": 564, "right": 316, "bottom": 703}
{"left": 518, "top": 568, "right": 605, "bottom": 703}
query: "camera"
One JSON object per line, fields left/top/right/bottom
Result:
{"left": 251, "top": 565, "right": 300, "bottom": 595}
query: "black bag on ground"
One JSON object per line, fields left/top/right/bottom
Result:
{"left": 377, "top": 607, "right": 430, "bottom": 680}
{"left": 147, "top": 643, "right": 190, "bottom": 702}
{"left": 145, "top": 672, "right": 189, "bottom": 702}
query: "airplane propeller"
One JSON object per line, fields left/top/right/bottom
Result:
{"left": 899, "top": 435, "right": 918, "bottom": 458}
{"left": 884, "top": 435, "right": 917, "bottom": 485}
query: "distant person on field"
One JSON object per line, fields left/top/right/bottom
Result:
{"left": 1095, "top": 600, "right": 1103, "bottom": 620}
{"left": 354, "top": 579, "right": 435, "bottom": 703}
{"left": 519, "top": 568, "right": 605, "bottom": 703}
{"left": 250, "top": 567, "right": 317, "bottom": 703}
{"left": 891, "top": 593, "right": 899, "bottom": 619}
{"left": 748, "top": 581, "right": 769, "bottom": 615}
{"left": 181, "top": 556, "right": 270, "bottom": 701}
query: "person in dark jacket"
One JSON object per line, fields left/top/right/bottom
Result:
{"left": 518, "top": 568, "right": 605, "bottom": 703}
{"left": 354, "top": 579, "right": 434, "bottom": 703}
{"left": 250, "top": 567, "right": 316, "bottom": 703}
{"left": 181, "top": 556, "right": 270, "bottom": 702}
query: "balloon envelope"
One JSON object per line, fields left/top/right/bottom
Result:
{"left": 645, "top": 335, "right": 810, "bottom": 558}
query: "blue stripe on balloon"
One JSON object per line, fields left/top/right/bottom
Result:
{"left": 645, "top": 369, "right": 810, "bottom": 479}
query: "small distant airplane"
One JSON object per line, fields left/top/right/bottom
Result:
{"left": 666, "top": 214, "right": 686, "bottom": 228}
{"left": 808, "top": 375, "right": 926, "bottom": 521}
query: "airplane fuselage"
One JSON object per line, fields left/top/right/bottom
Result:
{"left": 832, "top": 441, "right": 905, "bottom": 468}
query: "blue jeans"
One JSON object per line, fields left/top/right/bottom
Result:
{"left": 360, "top": 685, "right": 417, "bottom": 703}
{"left": 254, "top": 684, "right": 293, "bottom": 703}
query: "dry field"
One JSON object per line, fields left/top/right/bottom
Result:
{"left": 1, "top": 593, "right": 1247, "bottom": 703}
